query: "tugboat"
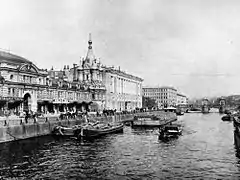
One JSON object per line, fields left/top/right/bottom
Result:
{"left": 159, "top": 124, "right": 182, "bottom": 139}
{"left": 176, "top": 108, "right": 184, "bottom": 116}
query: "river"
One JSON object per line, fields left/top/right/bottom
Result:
{"left": 1, "top": 113, "right": 240, "bottom": 179}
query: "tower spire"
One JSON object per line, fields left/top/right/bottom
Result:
{"left": 88, "top": 33, "right": 92, "bottom": 49}
{"left": 85, "top": 33, "right": 95, "bottom": 64}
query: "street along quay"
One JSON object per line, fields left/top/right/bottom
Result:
{"left": 0, "top": 110, "right": 175, "bottom": 143}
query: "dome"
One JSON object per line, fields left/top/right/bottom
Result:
{"left": 0, "top": 51, "right": 32, "bottom": 65}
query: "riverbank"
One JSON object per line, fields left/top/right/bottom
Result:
{"left": 0, "top": 111, "right": 177, "bottom": 143}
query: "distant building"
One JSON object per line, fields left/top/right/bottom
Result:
{"left": 142, "top": 86, "right": 177, "bottom": 107}
{"left": 176, "top": 93, "right": 188, "bottom": 105}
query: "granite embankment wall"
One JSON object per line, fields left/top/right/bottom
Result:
{"left": 0, "top": 111, "right": 176, "bottom": 143}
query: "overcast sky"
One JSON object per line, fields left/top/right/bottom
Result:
{"left": 0, "top": 0, "right": 240, "bottom": 98}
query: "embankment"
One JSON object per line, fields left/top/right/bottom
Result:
{"left": 0, "top": 111, "right": 176, "bottom": 143}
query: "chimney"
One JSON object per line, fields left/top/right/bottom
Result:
{"left": 50, "top": 67, "right": 55, "bottom": 78}
{"left": 73, "top": 63, "right": 77, "bottom": 81}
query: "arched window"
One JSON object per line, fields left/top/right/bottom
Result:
{"left": 10, "top": 75, "right": 13, "bottom": 80}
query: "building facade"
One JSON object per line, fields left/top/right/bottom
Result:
{"left": 0, "top": 51, "right": 49, "bottom": 115}
{"left": 0, "top": 50, "right": 97, "bottom": 115}
{"left": 143, "top": 86, "right": 177, "bottom": 107}
{"left": 102, "top": 67, "right": 143, "bottom": 111}
{"left": 176, "top": 93, "right": 188, "bottom": 105}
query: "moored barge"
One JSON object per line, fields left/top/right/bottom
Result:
{"left": 52, "top": 125, "right": 82, "bottom": 136}
{"left": 75, "top": 123, "right": 124, "bottom": 139}
{"left": 132, "top": 113, "right": 177, "bottom": 128}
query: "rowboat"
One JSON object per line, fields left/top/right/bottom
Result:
{"left": 76, "top": 123, "right": 124, "bottom": 139}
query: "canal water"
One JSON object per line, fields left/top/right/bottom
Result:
{"left": 1, "top": 113, "right": 240, "bottom": 179}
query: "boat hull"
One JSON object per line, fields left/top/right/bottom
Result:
{"left": 52, "top": 126, "right": 76, "bottom": 136}
{"left": 221, "top": 115, "right": 233, "bottom": 121}
{"left": 79, "top": 124, "right": 124, "bottom": 138}
{"left": 176, "top": 112, "right": 184, "bottom": 116}
{"left": 186, "top": 110, "right": 202, "bottom": 113}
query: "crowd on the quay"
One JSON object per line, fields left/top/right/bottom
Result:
{"left": 0, "top": 107, "right": 147, "bottom": 123}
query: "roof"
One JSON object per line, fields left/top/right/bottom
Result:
{"left": 0, "top": 51, "right": 32, "bottom": 65}
{"left": 104, "top": 67, "right": 143, "bottom": 82}
{"left": 177, "top": 93, "right": 186, "bottom": 97}
{"left": 143, "top": 86, "right": 177, "bottom": 91}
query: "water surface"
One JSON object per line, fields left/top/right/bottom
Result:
{"left": 0, "top": 113, "right": 240, "bottom": 179}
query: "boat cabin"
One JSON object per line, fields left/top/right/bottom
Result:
{"left": 159, "top": 124, "right": 182, "bottom": 138}
{"left": 164, "top": 107, "right": 177, "bottom": 113}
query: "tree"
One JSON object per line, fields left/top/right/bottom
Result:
{"left": 142, "top": 96, "right": 157, "bottom": 109}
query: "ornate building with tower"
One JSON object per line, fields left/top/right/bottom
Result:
{"left": 66, "top": 34, "right": 143, "bottom": 111}
{"left": 0, "top": 34, "right": 143, "bottom": 116}
{"left": 62, "top": 34, "right": 143, "bottom": 111}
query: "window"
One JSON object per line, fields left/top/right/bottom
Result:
{"left": 10, "top": 75, "right": 13, "bottom": 80}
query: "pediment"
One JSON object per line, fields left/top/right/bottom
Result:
{"left": 18, "top": 64, "right": 38, "bottom": 73}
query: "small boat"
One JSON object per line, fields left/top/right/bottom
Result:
{"left": 159, "top": 124, "right": 182, "bottom": 139}
{"left": 52, "top": 125, "right": 81, "bottom": 136}
{"left": 76, "top": 123, "right": 124, "bottom": 139}
{"left": 221, "top": 114, "right": 233, "bottom": 121}
{"left": 176, "top": 109, "right": 184, "bottom": 116}
{"left": 186, "top": 108, "right": 202, "bottom": 113}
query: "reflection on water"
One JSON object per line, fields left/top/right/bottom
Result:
{"left": 1, "top": 113, "right": 240, "bottom": 179}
